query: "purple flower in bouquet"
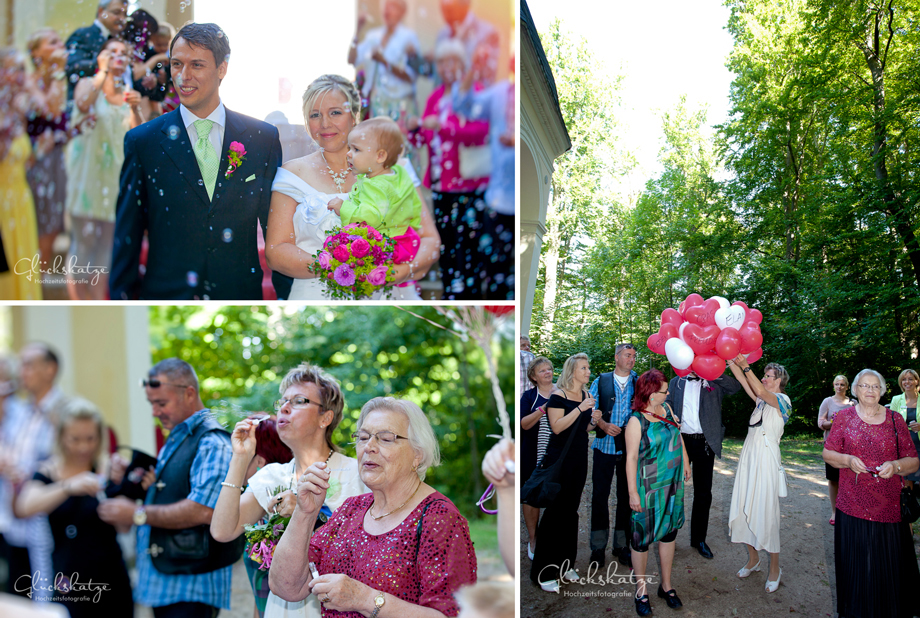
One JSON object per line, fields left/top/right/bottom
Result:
{"left": 332, "top": 245, "right": 350, "bottom": 263}
{"left": 367, "top": 265, "right": 388, "bottom": 286}
{"left": 333, "top": 264, "right": 356, "bottom": 286}
{"left": 317, "top": 251, "right": 331, "bottom": 269}
{"left": 272, "top": 524, "right": 285, "bottom": 536}
{"left": 343, "top": 223, "right": 362, "bottom": 232}
{"left": 351, "top": 237, "right": 371, "bottom": 258}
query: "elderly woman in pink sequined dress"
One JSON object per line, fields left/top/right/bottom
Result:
{"left": 269, "top": 397, "right": 477, "bottom": 617}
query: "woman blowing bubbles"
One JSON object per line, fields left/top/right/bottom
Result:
{"left": 269, "top": 397, "right": 476, "bottom": 617}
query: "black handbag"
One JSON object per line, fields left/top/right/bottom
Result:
{"left": 892, "top": 412, "right": 920, "bottom": 523}
{"left": 521, "top": 396, "right": 584, "bottom": 508}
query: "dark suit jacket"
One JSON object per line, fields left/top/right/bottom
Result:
{"left": 109, "top": 107, "right": 282, "bottom": 300}
{"left": 65, "top": 24, "right": 107, "bottom": 100}
{"left": 665, "top": 374, "right": 742, "bottom": 459}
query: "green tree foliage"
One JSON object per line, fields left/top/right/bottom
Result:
{"left": 532, "top": 0, "right": 920, "bottom": 438}
{"left": 148, "top": 306, "right": 514, "bottom": 521}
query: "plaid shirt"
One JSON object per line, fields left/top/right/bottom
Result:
{"left": 520, "top": 350, "right": 536, "bottom": 396}
{"left": 134, "top": 409, "right": 233, "bottom": 609}
{"left": 589, "top": 372, "right": 637, "bottom": 456}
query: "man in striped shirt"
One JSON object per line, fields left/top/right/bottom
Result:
{"left": 588, "top": 343, "right": 637, "bottom": 569}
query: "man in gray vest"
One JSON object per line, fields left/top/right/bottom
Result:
{"left": 665, "top": 370, "right": 741, "bottom": 559}
{"left": 588, "top": 343, "right": 638, "bottom": 568}
{"left": 98, "top": 358, "right": 242, "bottom": 617}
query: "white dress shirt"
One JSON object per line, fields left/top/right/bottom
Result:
{"left": 180, "top": 101, "right": 226, "bottom": 156}
{"left": 680, "top": 379, "right": 704, "bottom": 434}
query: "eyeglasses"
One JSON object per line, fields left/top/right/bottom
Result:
{"left": 351, "top": 430, "right": 409, "bottom": 446}
{"left": 857, "top": 384, "right": 882, "bottom": 391}
{"left": 141, "top": 378, "right": 191, "bottom": 389}
{"left": 274, "top": 396, "right": 322, "bottom": 411}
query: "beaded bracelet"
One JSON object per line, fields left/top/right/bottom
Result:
{"left": 221, "top": 481, "right": 243, "bottom": 492}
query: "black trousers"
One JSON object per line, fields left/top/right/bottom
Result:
{"left": 683, "top": 433, "right": 715, "bottom": 544}
{"left": 432, "top": 190, "right": 488, "bottom": 300}
{"left": 0, "top": 535, "right": 31, "bottom": 598}
{"left": 590, "top": 449, "right": 631, "bottom": 553}
{"left": 153, "top": 603, "right": 220, "bottom": 618}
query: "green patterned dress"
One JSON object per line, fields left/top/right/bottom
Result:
{"left": 631, "top": 410, "right": 685, "bottom": 549}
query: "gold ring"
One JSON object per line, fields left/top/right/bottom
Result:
{"left": 322, "top": 595, "right": 331, "bottom": 604}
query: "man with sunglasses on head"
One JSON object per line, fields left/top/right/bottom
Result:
{"left": 98, "top": 358, "right": 243, "bottom": 618}
{"left": 587, "top": 343, "right": 638, "bottom": 569}
{"left": 665, "top": 367, "right": 742, "bottom": 560}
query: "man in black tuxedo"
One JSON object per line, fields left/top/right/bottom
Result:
{"left": 665, "top": 370, "right": 741, "bottom": 559}
{"left": 110, "top": 22, "right": 283, "bottom": 300}
{"left": 64, "top": 0, "right": 127, "bottom": 100}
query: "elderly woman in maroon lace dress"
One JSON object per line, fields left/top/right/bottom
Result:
{"left": 270, "top": 397, "right": 476, "bottom": 617}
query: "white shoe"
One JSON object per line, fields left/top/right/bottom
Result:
{"left": 737, "top": 559, "right": 761, "bottom": 578}
{"left": 562, "top": 569, "right": 580, "bottom": 582}
{"left": 527, "top": 543, "right": 535, "bottom": 560}
{"left": 765, "top": 568, "right": 782, "bottom": 593}
{"left": 539, "top": 579, "right": 560, "bottom": 593}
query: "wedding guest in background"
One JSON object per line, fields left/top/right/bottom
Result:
{"left": 520, "top": 356, "right": 552, "bottom": 561}
{"left": 97, "top": 358, "right": 243, "bottom": 617}
{"left": 451, "top": 55, "right": 514, "bottom": 300}
{"left": 65, "top": 38, "right": 143, "bottom": 300}
{"left": 530, "top": 353, "right": 601, "bottom": 593}
{"left": 519, "top": 336, "right": 535, "bottom": 395}
{"left": 415, "top": 37, "right": 490, "bottom": 300}
{"left": 211, "top": 364, "right": 365, "bottom": 618}
{"left": 16, "top": 398, "right": 133, "bottom": 617}
{"left": 817, "top": 374, "right": 853, "bottom": 523}
{"left": 726, "top": 357, "right": 791, "bottom": 593}
{"left": 823, "top": 369, "right": 920, "bottom": 618}
{"left": 64, "top": 0, "right": 127, "bottom": 100}
{"left": 625, "top": 369, "right": 689, "bottom": 616}
{"left": 889, "top": 369, "right": 920, "bottom": 490}
{"left": 0, "top": 48, "right": 42, "bottom": 300}
{"left": 435, "top": 0, "right": 499, "bottom": 86}
{"left": 270, "top": 397, "right": 477, "bottom": 616}
{"left": 25, "top": 29, "right": 69, "bottom": 270}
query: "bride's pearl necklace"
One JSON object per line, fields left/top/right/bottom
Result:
{"left": 321, "top": 150, "right": 349, "bottom": 192}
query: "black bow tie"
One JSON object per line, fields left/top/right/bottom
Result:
{"left": 687, "top": 376, "right": 702, "bottom": 381}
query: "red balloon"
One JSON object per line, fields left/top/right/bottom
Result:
{"left": 745, "top": 347, "right": 764, "bottom": 364}
{"left": 731, "top": 300, "right": 749, "bottom": 315}
{"left": 484, "top": 305, "right": 514, "bottom": 316}
{"left": 686, "top": 299, "right": 720, "bottom": 327}
{"left": 683, "top": 324, "right": 720, "bottom": 355}
{"left": 674, "top": 366, "right": 693, "bottom": 377}
{"left": 678, "top": 301, "right": 686, "bottom": 316}
{"left": 659, "top": 323, "right": 678, "bottom": 340}
{"left": 647, "top": 333, "right": 669, "bottom": 355}
{"left": 714, "top": 327, "right": 741, "bottom": 360}
{"left": 739, "top": 322, "right": 764, "bottom": 354}
{"left": 748, "top": 308, "right": 764, "bottom": 325}
{"left": 692, "top": 353, "right": 726, "bottom": 381}
{"left": 661, "top": 308, "right": 684, "bottom": 328}
{"left": 684, "top": 293, "right": 705, "bottom": 308}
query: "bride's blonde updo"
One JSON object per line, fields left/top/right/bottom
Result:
{"left": 301, "top": 75, "right": 363, "bottom": 126}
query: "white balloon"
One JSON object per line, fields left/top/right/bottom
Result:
{"left": 665, "top": 337, "right": 695, "bottom": 370}
{"left": 678, "top": 322, "right": 690, "bottom": 343}
{"left": 715, "top": 305, "right": 746, "bottom": 331}
{"left": 709, "top": 296, "right": 730, "bottom": 311}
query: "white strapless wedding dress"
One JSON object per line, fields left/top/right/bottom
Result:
{"left": 271, "top": 168, "right": 421, "bottom": 300}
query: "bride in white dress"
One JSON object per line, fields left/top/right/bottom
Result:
{"left": 265, "top": 75, "right": 440, "bottom": 300}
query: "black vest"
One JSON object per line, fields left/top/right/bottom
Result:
{"left": 148, "top": 416, "right": 244, "bottom": 575}
{"left": 595, "top": 372, "right": 637, "bottom": 452}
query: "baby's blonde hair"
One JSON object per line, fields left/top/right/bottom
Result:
{"left": 354, "top": 116, "right": 404, "bottom": 168}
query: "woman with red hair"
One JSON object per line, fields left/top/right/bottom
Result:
{"left": 625, "top": 369, "right": 690, "bottom": 616}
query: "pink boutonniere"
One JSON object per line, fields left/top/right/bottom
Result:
{"left": 225, "top": 141, "right": 247, "bottom": 178}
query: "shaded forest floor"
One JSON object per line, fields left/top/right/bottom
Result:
{"left": 520, "top": 437, "right": 920, "bottom": 618}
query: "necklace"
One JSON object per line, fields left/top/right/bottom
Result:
{"left": 370, "top": 479, "right": 422, "bottom": 520}
{"left": 857, "top": 403, "right": 883, "bottom": 419}
{"left": 321, "top": 151, "right": 349, "bottom": 192}
{"left": 291, "top": 449, "right": 333, "bottom": 489}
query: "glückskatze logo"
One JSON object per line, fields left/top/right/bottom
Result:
{"left": 538, "top": 560, "right": 659, "bottom": 594}
{"left": 15, "top": 571, "right": 111, "bottom": 603}
{"left": 14, "top": 254, "right": 107, "bottom": 286}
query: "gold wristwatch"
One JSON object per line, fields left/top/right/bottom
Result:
{"left": 370, "top": 592, "right": 385, "bottom": 618}
{"left": 133, "top": 505, "right": 147, "bottom": 526}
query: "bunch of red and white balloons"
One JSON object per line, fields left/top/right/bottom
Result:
{"left": 646, "top": 293, "right": 764, "bottom": 380}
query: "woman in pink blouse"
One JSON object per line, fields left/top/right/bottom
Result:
{"left": 269, "top": 397, "right": 477, "bottom": 617}
{"left": 413, "top": 38, "right": 490, "bottom": 300}
{"left": 823, "top": 369, "right": 920, "bottom": 618}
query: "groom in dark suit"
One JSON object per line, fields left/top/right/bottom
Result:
{"left": 110, "top": 22, "right": 283, "bottom": 300}
{"left": 665, "top": 370, "right": 741, "bottom": 559}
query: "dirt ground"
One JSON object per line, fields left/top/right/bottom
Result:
{"left": 518, "top": 438, "right": 915, "bottom": 618}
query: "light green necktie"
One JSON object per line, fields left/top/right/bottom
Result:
{"left": 192, "top": 118, "right": 218, "bottom": 200}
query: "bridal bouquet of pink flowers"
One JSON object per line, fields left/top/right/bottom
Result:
{"left": 243, "top": 486, "right": 289, "bottom": 571}
{"left": 311, "top": 223, "right": 397, "bottom": 300}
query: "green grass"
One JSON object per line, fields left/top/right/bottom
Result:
{"left": 723, "top": 437, "right": 825, "bottom": 467}
{"left": 468, "top": 516, "right": 499, "bottom": 554}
